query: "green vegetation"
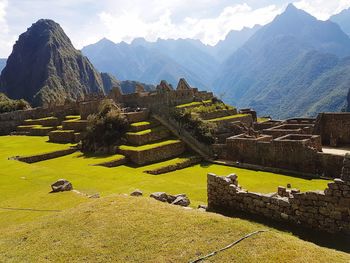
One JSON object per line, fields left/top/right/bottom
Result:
{"left": 0, "top": 93, "right": 30, "bottom": 113}
{"left": 0, "top": 136, "right": 344, "bottom": 262}
{"left": 175, "top": 100, "right": 212, "bottom": 109}
{"left": 207, "top": 113, "right": 249, "bottom": 122}
{"left": 172, "top": 109, "right": 216, "bottom": 144}
{"left": 130, "top": 121, "right": 151, "bottom": 127}
{"left": 119, "top": 139, "right": 181, "bottom": 151}
{"left": 50, "top": 129, "right": 75, "bottom": 133}
{"left": 126, "top": 126, "right": 166, "bottom": 136}
{"left": 83, "top": 100, "right": 129, "bottom": 152}
{"left": 257, "top": 117, "right": 271, "bottom": 123}
{"left": 190, "top": 102, "right": 235, "bottom": 114}
{"left": 65, "top": 115, "right": 81, "bottom": 120}
{"left": 30, "top": 126, "right": 54, "bottom": 130}
{"left": 1, "top": 195, "right": 348, "bottom": 262}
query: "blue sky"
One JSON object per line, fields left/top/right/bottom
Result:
{"left": 0, "top": 0, "right": 349, "bottom": 57}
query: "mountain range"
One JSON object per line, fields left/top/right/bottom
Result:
{"left": 331, "top": 7, "right": 350, "bottom": 36}
{"left": 0, "top": 4, "right": 349, "bottom": 117}
{"left": 81, "top": 4, "right": 350, "bottom": 118}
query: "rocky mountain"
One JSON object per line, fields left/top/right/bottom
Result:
{"left": 0, "top": 19, "right": 119, "bottom": 106}
{"left": 82, "top": 38, "right": 213, "bottom": 90}
{"left": 0, "top": 59, "right": 6, "bottom": 73}
{"left": 213, "top": 25, "right": 261, "bottom": 62}
{"left": 215, "top": 4, "right": 350, "bottom": 118}
{"left": 331, "top": 8, "right": 350, "bottom": 36}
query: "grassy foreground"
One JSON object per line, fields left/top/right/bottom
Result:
{"left": 1, "top": 195, "right": 349, "bottom": 262}
{"left": 0, "top": 135, "right": 331, "bottom": 229}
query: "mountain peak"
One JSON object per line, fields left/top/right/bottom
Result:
{"left": 0, "top": 19, "right": 115, "bottom": 106}
{"left": 285, "top": 3, "right": 298, "bottom": 12}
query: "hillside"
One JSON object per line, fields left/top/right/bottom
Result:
{"left": 331, "top": 8, "right": 350, "bottom": 36}
{"left": 82, "top": 38, "right": 210, "bottom": 89}
{"left": 215, "top": 4, "right": 350, "bottom": 118}
{"left": 1, "top": 195, "right": 349, "bottom": 262}
{"left": 0, "top": 19, "right": 119, "bottom": 106}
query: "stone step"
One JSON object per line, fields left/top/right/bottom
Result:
{"left": 91, "top": 155, "right": 127, "bottom": 167}
{"left": 125, "top": 126, "right": 171, "bottom": 146}
{"left": 144, "top": 155, "right": 202, "bottom": 175}
{"left": 62, "top": 119, "right": 88, "bottom": 132}
{"left": 128, "top": 119, "right": 160, "bottom": 132}
{"left": 49, "top": 130, "right": 76, "bottom": 143}
{"left": 118, "top": 139, "right": 185, "bottom": 165}
{"left": 23, "top": 117, "right": 59, "bottom": 127}
{"left": 17, "top": 125, "right": 55, "bottom": 136}
{"left": 13, "top": 148, "right": 77, "bottom": 163}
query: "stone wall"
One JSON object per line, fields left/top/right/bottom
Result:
{"left": 314, "top": 113, "right": 350, "bottom": 146}
{"left": 119, "top": 141, "right": 185, "bottom": 165}
{"left": 124, "top": 109, "right": 149, "bottom": 123}
{"left": 226, "top": 134, "right": 343, "bottom": 178}
{"left": 207, "top": 173, "right": 350, "bottom": 234}
{"left": 262, "top": 124, "right": 314, "bottom": 139}
{"left": 15, "top": 148, "right": 77, "bottom": 163}
{"left": 198, "top": 109, "right": 238, "bottom": 120}
{"left": 0, "top": 103, "right": 78, "bottom": 135}
{"left": 125, "top": 128, "right": 170, "bottom": 146}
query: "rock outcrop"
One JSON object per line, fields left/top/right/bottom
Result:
{"left": 51, "top": 179, "right": 73, "bottom": 192}
{"left": 0, "top": 19, "right": 120, "bottom": 106}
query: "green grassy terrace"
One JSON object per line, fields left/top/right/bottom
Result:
{"left": 24, "top": 116, "right": 57, "bottom": 122}
{"left": 130, "top": 121, "right": 151, "bottom": 127}
{"left": 119, "top": 139, "right": 181, "bottom": 151}
{"left": 65, "top": 115, "right": 81, "bottom": 120}
{"left": 175, "top": 100, "right": 212, "bottom": 109}
{"left": 126, "top": 126, "right": 167, "bottom": 136}
{"left": 207, "top": 113, "right": 250, "bottom": 122}
{"left": 0, "top": 136, "right": 344, "bottom": 262}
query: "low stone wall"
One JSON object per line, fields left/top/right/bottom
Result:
{"left": 49, "top": 130, "right": 76, "bottom": 143}
{"left": 199, "top": 109, "right": 238, "bottom": 120}
{"left": 209, "top": 115, "right": 253, "bottom": 130}
{"left": 124, "top": 109, "right": 150, "bottom": 123}
{"left": 207, "top": 173, "right": 350, "bottom": 234}
{"left": 93, "top": 157, "right": 127, "bottom": 167}
{"left": 62, "top": 120, "right": 88, "bottom": 132}
{"left": 125, "top": 128, "right": 170, "bottom": 146}
{"left": 119, "top": 142, "right": 185, "bottom": 165}
{"left": 145, "top": 156, "right": 202, "bottom": 175}
{"left": 15, "top": 148, "right": 77, "bottom": 163}
{"left": 24, "top": 117, "right": 60, "bottom": 127}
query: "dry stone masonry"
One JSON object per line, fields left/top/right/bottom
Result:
{"left": 207, "top": 171, "right": 350, "bottom": 234}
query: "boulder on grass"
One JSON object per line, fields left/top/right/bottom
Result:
{"left": 131, "top": 189, "right": 143, "bottom": 197}
{"left": 51, "top": 179, "right": 73, "bottom": 193}
{"left": 171, "top": 195, "right": 190, "bottom": 207}
{"left": 150, "top": 192, "right": 168, "bottom": 202}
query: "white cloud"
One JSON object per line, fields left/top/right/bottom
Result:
{"left": 0, "top": 0, "right": 14, "bottom": 58}
{"left": 98, "top": 3, "right": 283, "bottom": 46}
{"left": 294, "top": 0, "right": 350, "bottom": 20}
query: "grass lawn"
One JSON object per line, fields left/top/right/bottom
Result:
{"left": 1, "top": 135, "right": 345, "bottom": 262}
{"left": 0, "top": 195, "right": 349, "bottom": 262}
{"left": 0, "top": 135, "right": 330, "bottom": 230}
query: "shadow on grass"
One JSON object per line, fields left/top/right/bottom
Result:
{"left": 75, "top": 152, "right": 115, "bottom": 160}
{"left": 211, "top": 207, "right": 350, "bottom": 253}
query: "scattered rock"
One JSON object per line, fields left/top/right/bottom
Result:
{"left": 131, "top": 189, "right": 143, "bottom": 197}
{"left": 287, "top": 183, "right": 291, "bottom": 188}
{"left": 150, "top": 192, "right": 191, "bottom": 207}
{"left": 171, "top": 195, "right": 190, "bottom": 207}
{"left": 50, "top": 179, "right": 73, "bottom": 193}
{"left": 150, "top": 192, "right": 168, "bottom": 202}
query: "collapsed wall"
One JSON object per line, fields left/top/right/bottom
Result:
{"left": 207, "top": 164, "right": 350, "bottom": 234}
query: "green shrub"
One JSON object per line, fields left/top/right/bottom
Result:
{"left": 82, "top": 100, "right": 129, "bottom": 153}
{"left": 0, "top": 93, "right": 30, "bottom": 113}
{"left": 172, "top": 109, "right": 216, "bottom": 145}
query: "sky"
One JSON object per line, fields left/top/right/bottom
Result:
{"left": 0, "top": 0, "right": 349, "bottom": 57}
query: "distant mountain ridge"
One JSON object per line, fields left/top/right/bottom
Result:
{"left": 215, "top": 4, "right": 350, "bottom": 118}
{"left": 0, "top": 59, "right": 6, "bottom": 73}
{"left": 81, "top": 26, "right": 259, "bottom": 90}
{"left": 331, "top": 8, "right": 350, "bottom": 36}
{"left": 0, "top": 19, "right": 119, "bottom": 106}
